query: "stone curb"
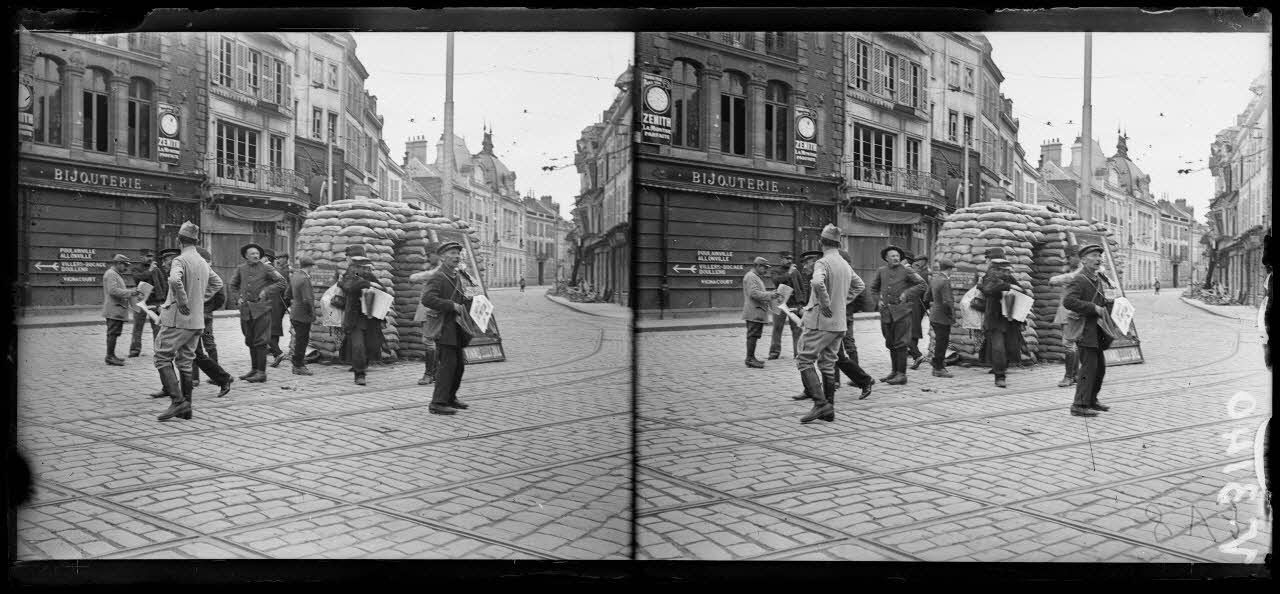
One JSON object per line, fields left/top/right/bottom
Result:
{"left": 1177, "top": 296, "right": 1254, "bottom": 321}
{"left": 542, "top": 293, "right": 631, "bottom": 320}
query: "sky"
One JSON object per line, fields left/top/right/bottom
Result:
{"left": 351, "top": 32, "right": 633, "bottom": 221}
{"left": 986, "top": 32, "right": 1271, "bottom": 220}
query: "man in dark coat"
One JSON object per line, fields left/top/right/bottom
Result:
{"left": 1062, "top": 243, "right": 1116, "bottom": 417}
{"left": 906, "top": 253, "right": 931, "bottom": 370}
{"left": 262, "top": 249, "right": 291, "bottom": 368}
{"left": 290, "top": 256, "right": 316, "bottom": 376}
{"left": 868, "top": 245, "right": 927, "bottom": 385}
{"left": 338, "top": 245, "right": 386, "bottom": 386}
{"left": 928, "top": 256, "right": 957, "bottom": 378}
{"left": 979, "top": 246, "right": 1026, "bottom": 388}
{"left": 741, "top": 257, "right": 779, "bottom": 368}
{"left": 420, "top": 241, "right": 475, "bottom": 415}
{"left": 228, "top": 243, "right": 288, "bottom": 383}
{"left": 769, "top": 251, "right": 802, "bottom": 359}
{"left": 102, "top": 254, "right": 142, "bottom": 365}
{"left": 128, "top": 249, "right": 158, "bottom": 357}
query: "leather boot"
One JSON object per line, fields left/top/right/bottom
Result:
{"left": 799, "top": 368, "right": 832, "bottom": 424}
{"left": 885, "top": 351, "right": 908, "bottom": 385}
{"left": 245, "top": 349, "right": 267, "bottom": 383}
{"left": 820, "top": 375, "right": 837, "bottom": 422}
{"left": 1058, "top": 351, "right": 1077, "bottom": 387}
{"left": 156, "top": 366, "right": 187, "bottom": 421}
{"left": 179, "top": 369, "right": 194, "bottom": 420}
{"left": 745, "top": 338, "right": 764, "bottom": 368}
{"left": 418, "top": 352, "right": 437, "bottom": 385}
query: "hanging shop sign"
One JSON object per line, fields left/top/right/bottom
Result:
{"left": 640, "top": 72, "right": 673, "bottom": 145}
{"left": 157, "top": 102, "right": 182, "bottom": 164}
{"left": 793, "top": 106, "right": 817, "bottom": 168}
{"left": 19, "top": 72, "right": 34, "bottom": 142}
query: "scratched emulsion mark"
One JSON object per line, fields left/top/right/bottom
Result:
{"left": 1215, "top": 391, "right": 1267, "bottom": 563}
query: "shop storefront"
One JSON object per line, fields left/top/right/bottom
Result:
{"left": 16, "top": 156, "right": 202, "bottom": 310}
{"left": 634, "top": 157, "right": 839, "bottom": 318}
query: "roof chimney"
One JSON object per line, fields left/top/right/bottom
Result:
{"left": 405, "top": 135, "right": 430, "bottom": 167}
{"left": 1041, "top": 139, "right": 1062, "bottom": 168}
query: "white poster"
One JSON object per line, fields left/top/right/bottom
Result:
{"left": 470, "top": 294, "right": 494, "bottom": 331}
{"left": 1110, "top": 296, "right": 1135, "bottom": 335}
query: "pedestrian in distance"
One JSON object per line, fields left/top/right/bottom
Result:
{"left": 1050, "top": 245, "right": 1084, "bottom": 387}
{"left": 519, "top": 276, "right": 526, "bottom": 292}
{"left": 928, "top": 257, "right": 958, "bottom": 378}
{"left": 411, "top": 242, "right": 443, "bottom": 385}
{"left": 979, "top": 247, "right": 1026, "bottom": 389}
{"left": 1062, "top": 244, "right": 1116, "bottom": 417}
{"left": 742, "top": 256, "right": 781, "bottom": 369}
{"left": 769, "top": 251, "right": 801, "bottom": 359}
{"left": 289, "top": 256, "right": 317, "bottom": 376}
{"left": 1153, "top": 278, "right": 1160, "bottom": 294}
{"left": 906, "top": 253, "right": 931, "bottom": 370}
{"left": 796, "top": 224, "right": 859, "bottom": 424}
{"left": 868, "top": 245, "right": 927, "bottom": 385}
{"left": 338, "top": 245, "right": 386, "bottom": 386}
{"left": 102, "top": 254, "right": 142, "bottom": 366}
{"left": 420, "top": 241, "right": 475, "bottom": 415}
{"left": 229, "top": 243, "right": 288, "bottom": 383}
{"left": 127, "top": 249, "right": 157, "bottom": 357}
{"left": 153, "top": 222, "right": 214, "bottom": 422}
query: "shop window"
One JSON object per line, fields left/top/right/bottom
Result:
{"left": 216, "top": 121, "right": 259, "bottom": 183}
{"left": 671, "top": 59, "right": 700, "bottom": 149}
{"left": 127, "top": 78, "right": 153, "bottom": 159}
{"left": 764, "top": 80, "right": 789, "bottom": 161}
{"left": 720, "top": 71, "right": 748, "bottom": 156}
{"left": 82, "top": 68, "right": 110, "bottom": 153}
{"left": 32, "top": 56, "right": 63, "bottom": 146}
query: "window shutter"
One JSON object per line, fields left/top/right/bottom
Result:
{"left": 261, "top": 58, "right": 275, "bottom": 102}
{"left": 283, "top": 62, "right": 293, "bottom": 108}
{"left": 897, "top": 58, "right": 909, "bottom": 105}
{"left": 211, "top": 39, "right": 221, "bottom": 86}
{"left": 871, "top": 46, "right": 885, "bottom": 97}
{"left": 235, "top": 42, "right": 248, "bottom": 93}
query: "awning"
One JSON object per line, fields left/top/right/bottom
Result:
{"left": 854, "top": 206, "right": 921, "bottom": 225}
{"left": 217, "top": 203, "right": 286, "bottom": 223}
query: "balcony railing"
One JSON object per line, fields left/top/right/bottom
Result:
{"left": 213, "top": 160, "right": 299, "bottom": 194}
{"left": 848, "top": 165, "right": 938, "bottom": 197}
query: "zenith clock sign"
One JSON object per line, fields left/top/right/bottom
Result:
{"left": 157, "top": 102, "right": 182, "bottom": 164}
{"left": 640, "top": 72, "right": 673, "bottom": 145}
{"left": 794, "top": 106, "right": 817, "bottom": 168}
{"left": 18, "top": 73, "right": 34, "bottom": 142}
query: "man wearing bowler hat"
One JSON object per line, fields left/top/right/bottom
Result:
{"left": 420, "top": 240, "right": 475, "bottom": 414}
{"left": 979, "top": 246, "right": 1026, "bottom": 389}
{"left": 102, "top": 254, "right": 142, "bottom": 365}
{"left": 795, "top": 224, "right": 859, "bottom": 424}
{"left": 1062, "top": 243, "right": 1116, "bottom": 417}
{"left": 228, "top": 242, "right": 288, "bottom": 383}
{"left": 868, "top": 244, "right": 927, "bottom": 385}
{"left": 153, "top": 221, "right": 213, "bottom": 421}
{"left": 742, "top": 256, "right": 781, "bottom": 369}
{"left": 768, "top": 251, "right": 801, "bottom": 359}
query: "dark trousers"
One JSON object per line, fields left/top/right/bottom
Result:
{"left": 1073, "top": 346, "right": 1107, "bottom": 408}
{"left": 349, "top": 326, "right": 370, "bottom": 375}
{"left": 130, "top": 308, "right": 160, "bottom": 354}
{"left": 105, "top": 318, "right": 125, "bottom": 356}
{"left": 985, "top": 324, "right": 1021, "bottom": 377}
{"left": 240, "top": 314, "right": 271, "bottom": 370}
{"left": 769, "top": 311, "right": 801, "bottom": 357}
{"left": 432, "top": 335, "right": 471, "bottom": 406}
{"left": 194, "top": 319, "right": 225, "bottom": 382}
{"left": 291, "top": 320, "right": 311, "bottom": 367}
{"left": 745, "top": 321, "right": 765, "bottom": 358}
{"left": 836, "top": 324, "right": 873, "bottom": 388}
{"left": 931, "top": 322, "right": 952, "bottom": 370}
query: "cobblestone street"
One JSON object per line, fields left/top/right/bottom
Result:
{"left": 16, "top": 288, "right": 631, "bottom": 560}
{"left": 637, "top": 292, "right": 1271, "bottom": 562}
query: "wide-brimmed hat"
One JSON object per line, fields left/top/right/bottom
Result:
{"left": 240, "top": 243, "right": 265, "bottom": 259}
{"left": 437, "top": 241, "right": 463, "bottom": 255}
{"left": 799, "top": 250, "right": 824, "bottom": 262}
{"left": 111, "top": 253, "right": 132, "bottom": 263}
{"left": 1078, "top": 243, "right": 1104, "bottom": 258}
{"left": 177, "top": 221, "right": 200, "bottom": 241}
{"left": 157, "top": 248, "right": 181, "bottom": 261}
{"left": 880, "top": 245, "right": 906, "bottom": 261}
{"left": 820, "top": 224, "right": 841, "bottom": 243}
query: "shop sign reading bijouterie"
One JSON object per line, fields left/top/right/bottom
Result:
{"left": 640, "top": 72, "right": 673, "bottom": 145}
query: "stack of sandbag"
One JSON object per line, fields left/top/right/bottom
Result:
{"left": 295, "top": 198, "right": 484, "bottom": 362}
{"left": 931, "top": 200, "right": 1121, "bottom": 365}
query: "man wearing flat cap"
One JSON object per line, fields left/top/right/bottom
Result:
{"left": 228, "top": 242, "right": 288, "bottom": 383}
{"left": 338, "top": 245, "right": 387, "bottom": 386}
{"left": 1062, "top": 243, "right": 1116, "bottom": 417}
{"left": 979, "top": 246, "right": 1027, "bottom": 389}
{"left": 795, "top": 224, "right": 860, "bottom": 424}
{"left": 868, "top": 244, "right": 927, "bottom": 385}
{"left": 742, "top": 256, "right": 781, "bottom": 369}
{"left": 928, "top": 256, "right": 958, "bottom": 378}
{"left": 768, "top": 251, "right": 800, "bottom": 359}
{"left": 420, "top": 240, "right": 475, "bottom": 414}
{"left": 153, "top": 221, "right": 215, "bottom": 421}
{"left": 1049, "top": 244, "right": 1085, "bottom": 388}
{"left": 288, "top": 255, "right": 317, "bottom": 376}
{"left": 102, "top": 254, "right": 143, "bottom": 365}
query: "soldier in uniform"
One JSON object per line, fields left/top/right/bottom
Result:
{"left": 289, "top": 256, "right": 317, "bottom": 376}
{"left": 907, "top": 253, "right": 932, "bottom": 370}
{"left": 420, "top": 241, "right": 475, "bottom": 415}
{"left": 768, "top": 251, "right": 800, "bottom": 359}
{"left": 928, "top": 257, "right": 958, "bottom": 378}
{"left": 228, "top": 243, "right": 288, "bottom": 383}
{"left": 102, "top": 254, "right": 142, "bottom": 365}
{"left": 128, "top": 249, "right": 159, "bottom": 357}
{"left": 868, "top": 245, "right": 927, "bottom": 385}
{"left": 796, "top": 224, "right": 859, "bottom": 424}
{"left": 741, "top": 256, "right": 779, "bottom": 369}
{"left": 154, "top": 222, "right": 213, "bottom": 421}
{"left": 1062, "top": 244, "right": 1115, "bottom": 417}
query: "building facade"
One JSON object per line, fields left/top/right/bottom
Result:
{"left": 288, "top": 32, "right": 348, "bottom": 213}
{"left": 17, "top": 31, "right": 207, "bottom": 309}
{"left": 1157, "top": 198, "right": 1195, "bottom": 288}
{"left": 922, "top": 32, "right": 981, "bottom": 212}
{"left": 1208, "top": 72, "right": 1270, "bottom": 305}
{"left": 574, "top": 68, "right": 632, "bottom": 306}
{"left": 523, "top": 195, "right": 564, "bottom": 286}
{"left": 634, "top": 32, "right": 843, "bottom": 317}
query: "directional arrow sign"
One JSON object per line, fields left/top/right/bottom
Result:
{"left": 34, "top": 262, "right": 59, "bottom": 272}
{"left": 672, "top": 264, "right": 698, "bottom": 274}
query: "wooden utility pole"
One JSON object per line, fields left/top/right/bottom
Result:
{"left": 442, "top": 32, "right": 456, "bottom": 219}
{"left": 1080, "top": 31, "right": 1094, "bottom": 223}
